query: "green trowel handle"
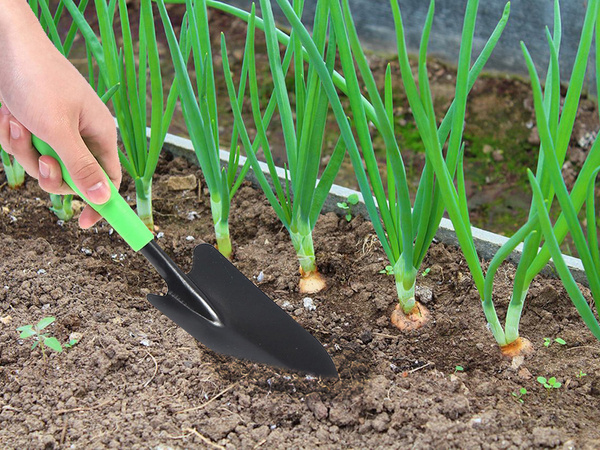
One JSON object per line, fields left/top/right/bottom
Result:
{"left": 32, "top": 136, "right": 154, "bottom": 252}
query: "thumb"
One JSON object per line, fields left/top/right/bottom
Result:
{"left": 50, "top": 132, "right": 111, "bottom": 205}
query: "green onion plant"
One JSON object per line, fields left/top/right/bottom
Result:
{"left": 1, "top": 145, "right": 25, "bottom": 189}
{"left": 63, "top": 0, "right": 179, "bottom": 230}
{"left": 272, "top": 0, "right": 509, "bottom": 315}
{"left": 472, "top": 0, "right": 600, "bottom": 353}
{"left": 523, "top": 0, "right": 600, "bottom": 343}
{"left": 155, "top": 0, "right": 256, "bottom": 259}
{"left": 219, "top": 0, "right": 346, "bottom": 292}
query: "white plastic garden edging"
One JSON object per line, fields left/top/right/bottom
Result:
{"left": 157, "top": 129, "right": 587, "bottom": 287}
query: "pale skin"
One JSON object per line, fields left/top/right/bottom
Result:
{"left": 0, "top": 1, "right": 120, "bottom": 228}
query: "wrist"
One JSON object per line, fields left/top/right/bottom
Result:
{"left": 0, "top": 1, "right": 37, "bottom": 34}
{"left": 0, "top": 1, "right": 57, "bottom": 100}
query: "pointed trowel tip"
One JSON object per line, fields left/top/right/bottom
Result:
{"left": 142, "top": 241, "right": 340, "bottom": 378}
{"left": 316, "top": 358, "right": 339, "bottom": 379}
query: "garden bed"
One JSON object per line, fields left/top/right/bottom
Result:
{"left": 1, "top": 152, "right": 600, "bottom": 448}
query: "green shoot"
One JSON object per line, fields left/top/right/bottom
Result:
{"left": 337, "top": 194, "right": 360, "bottom": 221}
{"left": 544, "top": 337, "right": 566, "bottom": 347}
{"left": 221, "top": 0, "right": 345, "bottom": 291}
{"left": 1, "top": 145, "right": 25, "bottom": 189}
{"left": 379, "top": 265, "right": 394, "bottom": 276}
{"left": 576, "top": 370, "right": 587, "bottom": 378}
{"left": 50, "top": 193, "right": 74, "bottom": 221}
{"left": 454, "top": 365, "right": 464, "bottom": 374}
{"left": 537, "top": 376, "right": 562, "bottom": 390}
{"left": 16, "top": 317, "right": 70, "bottom": 359}
{"left": 421, "top": 267, "right": 431, "bottom": 277}
{"left": 511, "top": 387, "right": 527, "bottom": 403}
{"left": 63, "top": 0, "right": 179, "bottom": 231}
{"left": 271, "top": 0, "right": 509, "bottom": 321}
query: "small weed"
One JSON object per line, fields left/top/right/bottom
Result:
{"left": 379, "top": 265, "right": 394, "bottom": 276}
{"left": 543, "top": 337, "right": 566, "bottom": 348}
{"left": 337, "top": 193, "right": 360, "bottom": 221}
{"left": 576, "top": 370, "right": 587, "bottom": 379}
{"left": 454, "top": 365, "right": 464, "bottom": 374}
{"left": 421, "top": 267, "right": 431, "bottom": 277}
{"left": 511, "top": 387, "right": 527, "bottom": 403}
{"left": 537, "top": 376, "right": 562, "bottom": 390}
{"left": 16, "top": 317, "right": 77, "bottom": 359}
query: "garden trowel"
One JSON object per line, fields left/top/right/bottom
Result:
{"left": 32, "top": 137, "right": 338, "bottom": 378}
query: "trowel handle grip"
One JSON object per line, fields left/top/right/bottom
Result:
{"left": 32, "top": 136, "right": 154, "bottom": 251}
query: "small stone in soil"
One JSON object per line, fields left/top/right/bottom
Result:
{"left": 186, "top": 211, "right": 200, "bottom": 221}
{"left": 256, "top": 271, "right": 265, "bottom": 282}
{"left": 303, "top": 297, "right": 316, "bottom": 311}
{"left": 81, "top": 247, "right": 93, "bottom": 256}
{"left": 185, "top": 236, "right": 195, "bottom": 241}
{"left": 415, "top": 285, "right": 433, "bottom": 305}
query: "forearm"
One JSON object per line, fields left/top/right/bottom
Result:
{"left": 0, "top": 1, "right": 58, "bottom": 100}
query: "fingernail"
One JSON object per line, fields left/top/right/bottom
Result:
{"left": 86, "top": 181, "right": 110, "bottom": 204}
{"left": 0, "top": 105, "right": 10, "bottom": 115}
{"left": 39, "top": 159, "right": 50, "bottom": 178}
{"left": 9, "top": 121, "right": 20, "bottom": 140}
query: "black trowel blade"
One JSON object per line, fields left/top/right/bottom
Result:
{"left": 143, "top": 242, "right": 338, "bottom": 378}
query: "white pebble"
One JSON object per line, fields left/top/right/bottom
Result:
{"left": 303, "top": 297, "right": 316, "bottom": 311}
{"left": 257, "top": 271, "right": 265, "bottom": 282}
{"left": 186, "top": 236, "right": 195, "bottom": 241}
{"left": 139, "top": 338, "right": 151, "bottom": 347}
{"left": 37, "top": 269, "right": 46, "bottom": 275}
{"left": 157, "top": 232, "right": 165, "bottom": 239}
{"left": 187, "top": 211, "right": 200, "bottom": 221}
{"left": 81, "top": 247, "right": 93, "bottom": 256}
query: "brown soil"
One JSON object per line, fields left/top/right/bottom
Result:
{"left": 2, "top": 154, "right": 600, "bottom": 448}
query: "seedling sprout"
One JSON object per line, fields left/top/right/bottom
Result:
{"left": 511, "top": 387, "right": 527, "bottom": 403}
{"left": 16, "top": 317, "right": 77, "bottom": 360}
{"left": 337, "top": 193, "right": 360, "bottom": 221}
{"left": 379, "top": 265, "right": 394, "bottom": 276}
{"left": 544, "top": 337, "right": 566, "bottom": 347}
{"left": 537, "top": 376, "right": 562, "bottom": 391}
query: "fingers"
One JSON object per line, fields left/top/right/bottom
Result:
{"left": 79, "top": 206, "right": 102, "bottom": 229}
{"left": 37, "top": 155, "right": 73, "bottom": 195}
{"left": 45, "top": 130, "right": 112, "bottom": 204}
{"left": 0, "top": 105, "right": 74, "bottom": 195}
{"left": 0, "top": 106, "right": 38, "bottom": 177}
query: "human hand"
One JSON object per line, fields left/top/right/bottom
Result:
{"left": 0, "top": 1, "right": 121, "bottom": 229}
